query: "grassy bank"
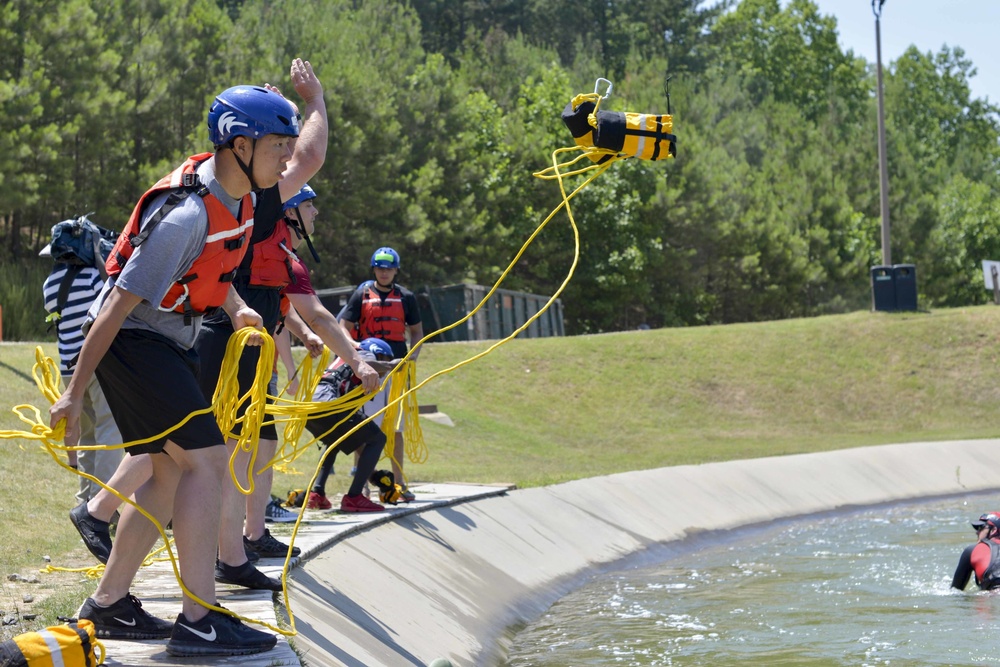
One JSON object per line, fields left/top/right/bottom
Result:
{"left": 2, "top": 306, "right": 999, "bottom": 630}
{"left": 415, "top": 306, "right": 1000, "bottom": 485}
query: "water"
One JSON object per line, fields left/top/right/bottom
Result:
{"left": 504, "top": 496, "right": 1000, "bottom": 666}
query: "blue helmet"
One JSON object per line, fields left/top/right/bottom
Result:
{"left": 207, "top": 85, "right": 300, "bottom": 146}
{"left": 371, "top": 246, "right": 400, "bottom": 269}
{"left": 283, "top": 184, "right": 317, "bottom": 211}
{"left": 358, "top": 338, "right": 394, "bottom": 359}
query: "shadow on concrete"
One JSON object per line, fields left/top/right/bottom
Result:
{"left": 290, "top": 569, "right": 425, "bottom": 667}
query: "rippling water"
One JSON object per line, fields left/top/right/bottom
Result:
{"left": 504, "top": 496, "right": 1000, "bottom": 666}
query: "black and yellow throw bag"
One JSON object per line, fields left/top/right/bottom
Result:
{"left": 561, "top": 78, "right": 676, "bottom": 163}
{"left": 369, "top": 469, "right": 406, "bottom": 505}
{"left": 286, "top": 488, "right": 308, "bottom": 508}
{"left": 0, "top": 619, "right": 104, "bottom": 667}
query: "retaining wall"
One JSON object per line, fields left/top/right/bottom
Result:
{"left": 289, "top": 440, "right": 1000, "bottom": 666}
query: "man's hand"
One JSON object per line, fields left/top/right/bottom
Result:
{"left": 303, "top": 330, "right": 324, "bottom": 358}
{"left": 290, "top": 58, "right": 323, "bottom": 105}
{"left": 50, "top": 392, "right": 83, "bottom": 448}
{"left": 233, "top": 307, "right": 264, "bottom": 346}
{"left": 354, "top": 360, "right": 380, "bottom": 394}
{"left": 263, "top": 82, "right": 285, "bottom": 99}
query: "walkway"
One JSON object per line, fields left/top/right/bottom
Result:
{"left": 94, "top": 482, "right": 513, "bottom": 666}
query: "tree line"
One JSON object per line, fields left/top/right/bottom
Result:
{"left": 2, "top": 0, "right": 998, "bottom": 340}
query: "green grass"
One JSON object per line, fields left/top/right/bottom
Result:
{"left": 412, "top": 306, "right": 1000, "bottom": 486}
{"left": 3, "top": 306, "right": 1000, "bottom": 632}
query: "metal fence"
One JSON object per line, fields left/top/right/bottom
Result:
{"left": 316, "top": 283, "right": 565, "bottom": 342}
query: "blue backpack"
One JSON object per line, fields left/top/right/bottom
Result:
{"left": 49, "top": 214, "right": 117, "bottom": 270}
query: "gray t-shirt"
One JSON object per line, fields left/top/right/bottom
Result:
{"left": 89, "top": 159, "right": 245, "bottom": 349}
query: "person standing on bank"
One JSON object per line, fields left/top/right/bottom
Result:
{"left": 49, "top": 83, "right": 299, "bottom": 657}
{"left": 339, "top": 247, "right": 424, "bottom": 500}
{"left": 194, "top": 60, "right": 377, "bottom": 588}
{"left": 41, "top": 219, "right": 124, "bottom": 508}
{"left": 952, "top": 512, "right": 1000, "bottom": 591}
{"left": 272, "top": 186, "right": 391, "bottom": 512}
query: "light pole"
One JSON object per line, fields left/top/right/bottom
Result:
{"left": 873, "top": 0, "right": 890, "bottom": 267}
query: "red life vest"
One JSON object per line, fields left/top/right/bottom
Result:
{"left": 107, "top": 153, "right": 253, "bottom": 322}
{"left": 248, "top": 219, "right": 297, "bottom": 287}
{"left": 356, "top": 282, "right": 407, "bottom": 342}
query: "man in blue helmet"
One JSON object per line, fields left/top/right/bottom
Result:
{"left": 339, "top": 247, "right": 424, "bottom": 500}
{"left": 49, "top": 80, "right": 297, "bottom": 656}
{"left": 300, "top": 337, "right": 398, "bottom": 513}
{"left": 271, "top": 187, "right": 398, "bottom": 511}
{"left": 193, "top": 61, "right": 379, "bottom": 586}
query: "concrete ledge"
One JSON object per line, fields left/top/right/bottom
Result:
{"left": 290, "top": 439, "right": 1000, "bottom": 666}
{"left": 92, "top": 483, "right": 513, "bottom": 666}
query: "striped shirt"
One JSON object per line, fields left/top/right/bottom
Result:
{"left": 42, "top": 264, "right": 104, "bottom": 374}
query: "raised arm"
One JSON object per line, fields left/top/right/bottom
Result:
{"left": 275, "top": 58, "right": 327, "bottom": 202}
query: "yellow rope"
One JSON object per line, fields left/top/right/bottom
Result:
{"left": 4, "top": 127, "right": 631, "bottom": 638}
{"left": 570, "top": 91, "right": 607, "bottom": 130}
{"left": 376, "top": 361, "right": 427, "bottom": 483}
{"left": 401, "top": 362, "right": 426, "bottom": 464}
{"left": 273, "top": 346, "right": 330, "bottom": 473}
{"left": 0, "top": 332, "right": 293, "bottom": 634}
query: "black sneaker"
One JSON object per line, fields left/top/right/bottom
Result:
{"left": 79, "top": 594, "right": 173, "bottom": 639}
{"left": 243, "top": 528, "right": 300, "bottom": 559}
{"left": 70, "top": 504, "right": 112, "bottom": 564}
{"left": 214, "top": 560, "right": 282, "bottom": 591}
{"left": 166, "top": 609, "right": 277, "bottom": 657}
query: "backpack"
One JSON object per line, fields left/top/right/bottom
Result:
{"left": 49, "top": 214, "right": 117, "bottom": 271}
{"left": 318, "top": 361, "right": 357, "bottom": 399}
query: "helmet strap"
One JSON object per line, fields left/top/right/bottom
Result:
{"left": 285, "top": 208, "right": 321, "bottom": 263}
{"left": 229, "top": 137, "right": 261, "bottom": 192}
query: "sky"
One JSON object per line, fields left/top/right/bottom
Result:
{"left": 801, "top": 0, "right": 999, "bottom": 104}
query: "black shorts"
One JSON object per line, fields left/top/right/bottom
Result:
{"left": 195, "top": 284, "right": 283, "bottom": 440}
{"left": 202, "top": 284, "right": 282, "bottom": 332}
{"left": 95, "top": 329, "right": 224, "bottom": 455}
{"left": 306, "top": 382, "right": 386, "bottom": 456}
{"left": 194, "top": 320, "right": 278, "bottom": 441}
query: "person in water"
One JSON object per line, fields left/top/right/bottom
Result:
{"left": 951, "top": 512, "right": 1000, "bottom": 591}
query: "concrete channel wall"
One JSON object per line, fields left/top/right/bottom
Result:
{"left": 289, "top": 440, "right": 1000, "bottom": 667}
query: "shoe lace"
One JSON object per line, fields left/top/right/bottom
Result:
{"left": 211, "top": 606, "right": 246, "bottom": 629}
{"left": 256, "top": 530, "right": 288, "bottom": 551}
{"left": 268, "top": 500, "right": 293, "bottom": 516}
{"left": 125, "top": 594, "right": 152, "bottom": 618}
{"left": 349, "top": 495, "right": 380, "bottom": 509}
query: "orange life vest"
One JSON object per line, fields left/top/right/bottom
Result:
{"left": 107, "top": 153, "right": 253, "bottom": 322}
{"left": 248, "top": 219, "right": 296, "bottom": 287}
{"left": 356, "top": 282, "right": 406, "bottom": 342}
